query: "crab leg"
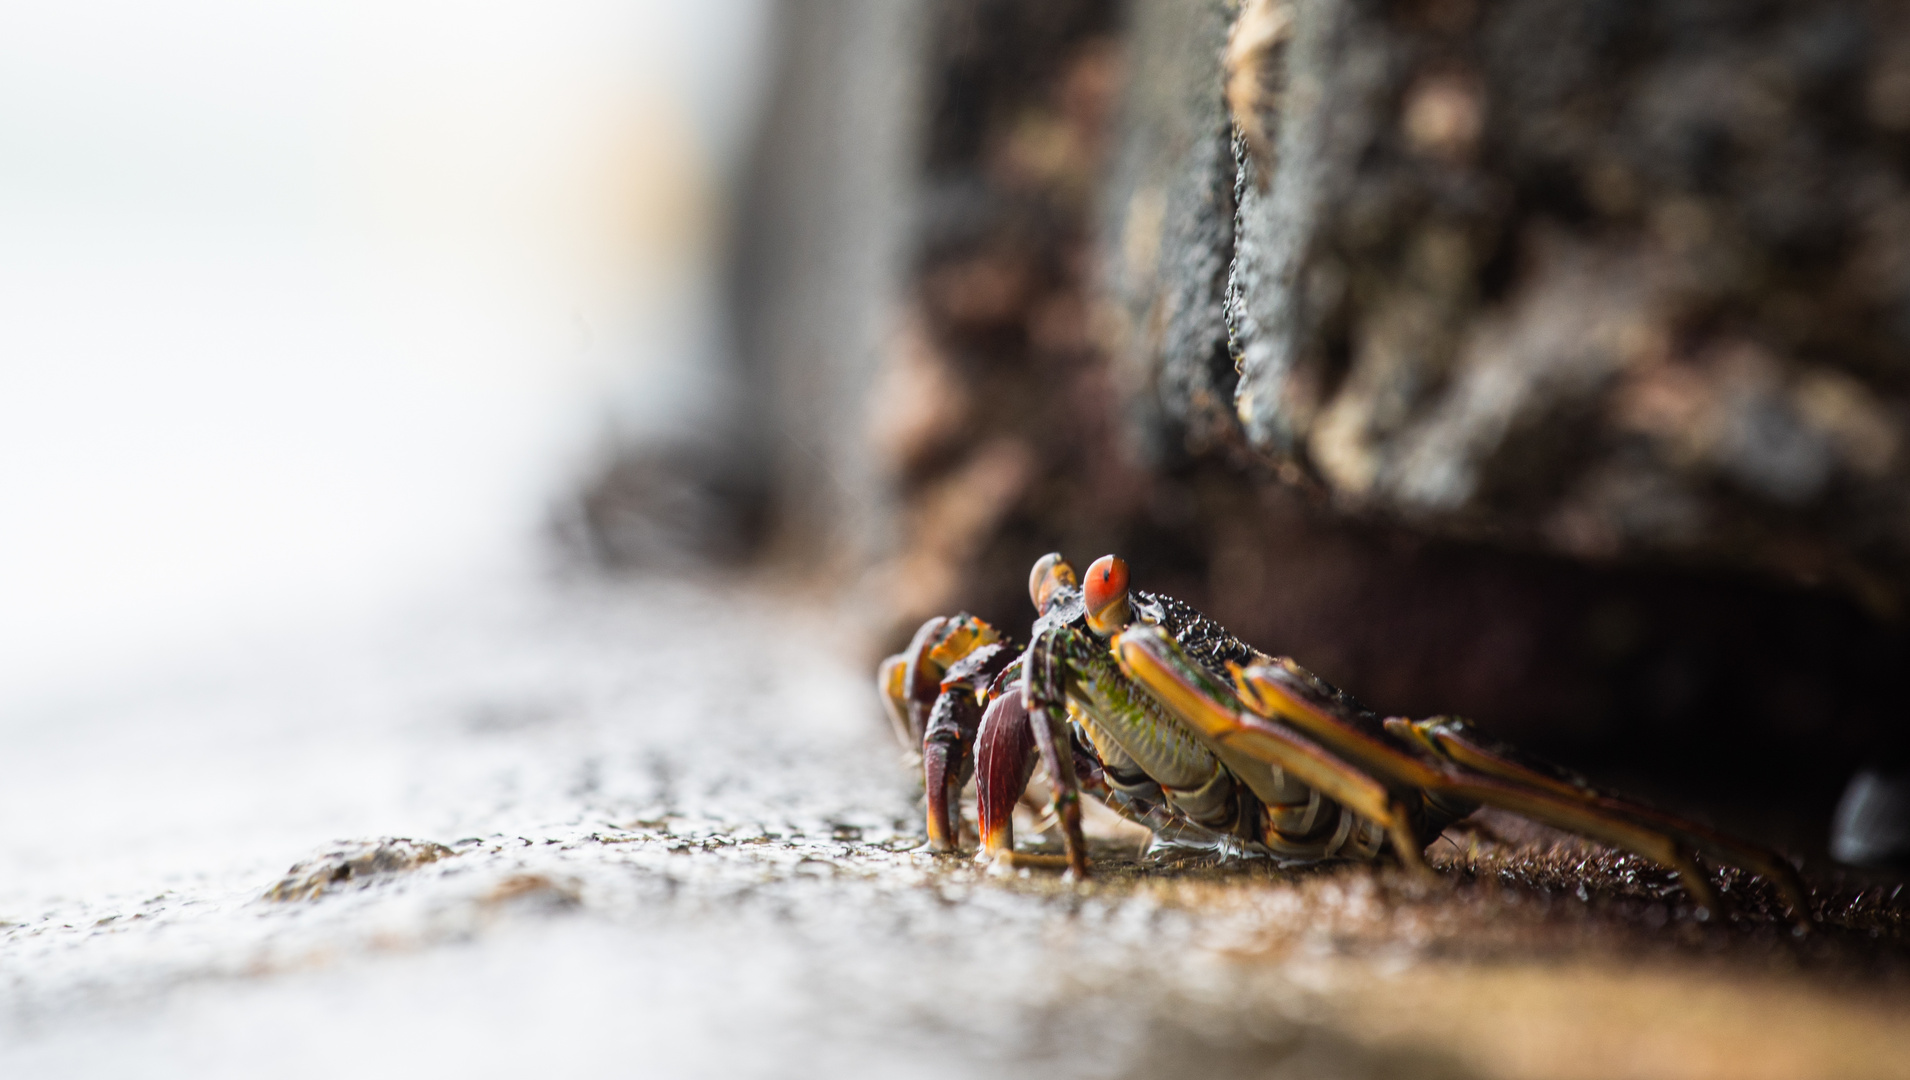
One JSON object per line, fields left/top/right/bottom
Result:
{"left": 1111, "top": 625, "right": 1429, "bottom": 876}
{"left": 1225, "top": 658, "right": 1743, "bottom": 918}
{"left": 975, "top": 673, "right": 1225, "bottom": 863}
{"left": 1022, "top": 629, "right": 1094, "bottom": 877}
{"left": 1052, "top": 633, "right": 1250, "bottom": 834}
{"left": 922, "top": 689, "right": 981, "bottom": 852}
{"left": 1390, "top": 715, "right": 1811, "bottom": 922}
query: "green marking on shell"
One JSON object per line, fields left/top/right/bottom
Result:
{"left": 1066, "top": 640, "right": 1218, "bottom": 792}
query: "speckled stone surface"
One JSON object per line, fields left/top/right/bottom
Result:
{"left": 1, "top": 577, "right": 1905, "bottom": 1079}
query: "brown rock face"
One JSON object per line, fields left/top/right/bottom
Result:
{"left": 1115, "top": 0, "right": 1910, "bottom": 607}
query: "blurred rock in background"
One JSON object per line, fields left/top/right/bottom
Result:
{"left": 1197, "top": 0, "right": 1910, "bottom": 603}
{"left": 567, "top": 0, "right": 925, "bottom": 576}
{"left": 1100, "top": 0, "right": 1910, "bottom": 852}
{"left": 571, "top": 0, "right": 1910, "bottom": 862}
{"left": 559, "top": 431, "right": 771, "bottom": 569}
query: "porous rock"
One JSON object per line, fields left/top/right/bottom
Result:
{"left": 1115, "top": 0, "right": 1910, "bottom": 605}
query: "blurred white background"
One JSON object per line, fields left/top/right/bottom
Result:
{"left": 0, "top": 0, "right": 770, "bottom": 705}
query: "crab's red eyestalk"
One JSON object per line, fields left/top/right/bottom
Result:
{"left": 1027, "top": 552, "right": 1077, "bottom": 614}
{"left": 1083, "top": 554, "right": 1133, "bottom": 637}
{"left": 974, "top": 685, "right": 1036, "bottom": 858}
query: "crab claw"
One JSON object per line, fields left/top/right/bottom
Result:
{"left": 1083, "top": 554, "right": 1133, "bottom": 637}
{"left": 923, "top": 691, "right": 978, "bottom": 852}
{"left": 922, "top": 640, "right": 1017, "bottom": 854}
{"left": 974, "top": 682, "right": 1036, "bottom": 857}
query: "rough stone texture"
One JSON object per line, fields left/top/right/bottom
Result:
{"left": 1099, "top": 0, "right": 1241, "bottom": 464}
{"left": 263, "top": 839, "right": 456, "bottom": 902}
{"left": 5, "top": 574, "right": 1909, "bottom": 1079}
{"left": 1122, "top": 0, "right": 1910, "bottom": 607}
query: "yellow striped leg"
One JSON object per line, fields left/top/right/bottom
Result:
{"left": 1391, "top": 715, "right": 1811, "bottom": 924}
{"left": 1227, "top": 659, "right": 1752, "bottom": 919}
{"left": 1110, "top": 626, "right": 1430, "bottom": 877}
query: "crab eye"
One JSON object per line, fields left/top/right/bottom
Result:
{"left": 1027, "top": 552, "right": 1077, "bottom": 613}
{"left": 1083, "top": 554, "right": 1132, "bottom": 636}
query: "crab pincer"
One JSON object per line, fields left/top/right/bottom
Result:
{"left": 974, "top": 676, "right": 1035, "bottom": 859}
{"left": 923, "top": 642, "right": 1015, "bottom": 851}
{"left": 879, "top": 612, "right": 1016, "bottom": 853}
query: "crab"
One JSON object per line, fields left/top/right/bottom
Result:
{"left": 879, "top": 552, "right": 1812, "bottom": 926}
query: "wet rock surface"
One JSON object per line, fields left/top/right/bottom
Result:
{"left": 1, "top": 577, "right": 1907, "bottom": 1079}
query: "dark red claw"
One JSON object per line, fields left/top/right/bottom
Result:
{"left": 923, "top": 738, "right": 960, "bottom": 852}
{"left": 922, "top": 686, "right": 982, "bottom": 853}
{"left": 975, "top": 684, "right": 1036, "bottom": 857}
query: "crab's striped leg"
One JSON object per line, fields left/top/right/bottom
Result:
{"left": 1389, "top": 715, "right": 1811, "bottom": 923}
{"left": 1118, "top": 627, "right": 1737, "bottom": 915}
{"left": 1022, "top": 629, "right": 1093, "bottom": 877}
{"left": 1226, "top": 659, "right": 1747, "bottom": 919}
{"left": 1110, "top": 625, "right": 1429, "bottom": 876}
